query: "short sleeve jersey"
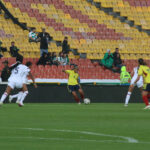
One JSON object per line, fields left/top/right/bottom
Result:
{"left": 138, "top": 65, "right": 150, "bottom": 84}
{"left": 65, "top": 70, "right": 79, "bottom": 85}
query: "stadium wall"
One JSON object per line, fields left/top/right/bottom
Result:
{"left": 0, "top": 84, "right": 142, "bottom": 103}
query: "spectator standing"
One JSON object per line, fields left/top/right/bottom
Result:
{"left": 101, "top": 49, "right": 114, "bottom": 69}
{"left": 0, "top": 60, "right": 10, "bottom": 82}
{"left": 62, "top": 37, "right": 70, "bottom": 54}
{"left": 113, "top": 48, "right": 122, "bottom": 70}
{"left": 37, "top": 28, "right": 52, "bottom": 56}
{"left": 10, "top": 41, "right": 23, "bottom": 62}
{"left": 120, "top": 66, "right": 131, "bottom": 84}
{"left": 29, "top": 27, "right": 37, "bottom": 42}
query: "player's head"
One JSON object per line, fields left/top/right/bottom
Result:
{"left": 26, "top": 61, "right": 32, "bottom": 68}
{"left": 72, "top": 65, "right": 78, "bottom": 72}
{"left": 138, "top": 58, "right": 146, "bottom": 65}
{"left": 16, "top": 55, "right": 23, "bottom": 63}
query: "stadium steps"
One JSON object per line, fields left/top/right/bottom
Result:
{"left": 88, "top": 0, "right": 150, "bottom": 35}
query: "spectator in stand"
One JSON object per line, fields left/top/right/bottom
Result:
{"left": 37, "top": 28, "right": 52, "bottom": 56}
{"left": 0, "top": 40, "right": 7, "bottom": 58}
{"left": 51, "top": 52, "right": 59, "bottom": 66}
{"left": 29, "top": 27, "right": 37, "bottom": 42}
{"left": 113, "top": 48, "right": 123, "bottom": 71}
{"left": 58, "top": 52, "right": 69, "bottom": 66}
{"left": 47, "top": 52, "right": 53, "bottom": 65}
{"left": 10, "top": 41, "right": 23, "bottom": 62}
{"left": 62, "top": 37, "right": 70, "bottom": 54}
{"left": 37, "top": 52, "right": 52, "bottom": 66}
{"left": 101, "top": 49, "right": 114, "bottom": 69}
{"left": 0, "top": 60, "right": 10, "bottom": 82}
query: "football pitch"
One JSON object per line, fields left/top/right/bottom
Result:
{"left": 0, "top": 103, "right": 150, "bottom": 150}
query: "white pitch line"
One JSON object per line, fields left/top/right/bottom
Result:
{"left": 21, "top": 128, "right": 138, "bottom": 143}
{"left": 0, "top": 136, "right": 119, "bottom": 143}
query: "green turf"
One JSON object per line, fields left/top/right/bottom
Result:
{"left": 0, "top": 103, "right": 150, "bottom": 150}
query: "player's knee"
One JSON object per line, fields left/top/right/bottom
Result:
{"left": 24, "top": 91, "right": 29, "bottom": 95}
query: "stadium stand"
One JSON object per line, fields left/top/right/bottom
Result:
{"left": 0, "top": 0, "right": 150, "bottom": 80}
{"left": 94, "top": 0, "right": 150, "bottom": 30}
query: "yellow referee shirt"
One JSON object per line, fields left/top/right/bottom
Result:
{"left": 65, "top": 70, "right": 79, "bottom": 85}
{"left": 138, "top": 65, "right": 150, "bottom": 84}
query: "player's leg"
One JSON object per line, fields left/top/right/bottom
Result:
{"left": 124, "top": 84, "right": 134, "bottom": 106}
{"left": 78, "top": 88, "right": 84, "bottom": 102}
{"left": 0, "top": 86, "right": 12, "bottom": 105}
{"left": 142, "top": 91, "right": 150, "bottom": 109}
{"left": 141, "top": 84, "right": 150, "bottom": 109}
{"left": 9, "top": 91, "right": 23, "bottom": 103}
{"left": 18, "top": 84, "right": 28, "bottom": 106}
{"left": 72, "top": 91, "right": 81, "bottom": 104}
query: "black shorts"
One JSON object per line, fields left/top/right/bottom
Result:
{"left": 143, "top": 84, "right": 150, "bottom": 92}
{"left": 68, "top": 85, "right": 80, "bottom": 93}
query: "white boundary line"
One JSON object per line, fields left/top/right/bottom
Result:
{"left": 21, "top": 128, "right": 138, "bottom": 143}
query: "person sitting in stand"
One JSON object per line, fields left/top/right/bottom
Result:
{"left": 100, "top": 49, "right": 114, "bottom": 69}
{"left": 37, "top": 52, "right": 50, "bottom": 66}
{"left": 58, "top": 52, "right": 69, "bottom": 66}
{"left": 113, "top": 48, "right": 123, "bottom": 72}
{"left": 51, "top": 52, "right": 59, "bottom": 66}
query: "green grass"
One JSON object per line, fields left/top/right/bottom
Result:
{"left": 0, "top": 103, "right": 150, "bottom": 150}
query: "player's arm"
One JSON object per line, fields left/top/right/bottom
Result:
{"left": 130, "top": 71, "right": 134, "bottom": 78}
{"left": 28, "top": 72, "right": 37, "bottom": 88}
{"left": 62, "top": 69, "right": 70, "bottom": 74}
{"left": 134, "top": 67, "right": 142, "bottom": 84}
{"left": 9, "top": 61, "right": 21, "bottom": 71}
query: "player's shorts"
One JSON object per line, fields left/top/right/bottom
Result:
{"left": 130, "top": 77, "right": 143, "bottom": 88}
{"left": 143, "top": 84, "right": 150, "bottom": 92}
{"left": 68, "top": 85, "right": 80, "bottom": 93}
{"left": 8, "top": 81, "right": 23, "bottom": 89}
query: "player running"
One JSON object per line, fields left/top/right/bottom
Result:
{"left": 134, "top": 58, "right": 150, "bottom": 109}
{"left": 0, "top": 61, "right": 37, "bottom": 106}
{"left": 62, "top": 65, "right": 84, "bottom": 104}
{"left": 8, "top": 61, "right": 37, "bottom": 106}
{"left": 124, "top": 66, "right": 143, "bottom": 106}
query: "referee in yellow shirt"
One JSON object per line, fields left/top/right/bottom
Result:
{"left": 62, "top": 65, "right": 84, "bottom": 104}
{"left": 134, "top": 58, "right": 150, "bottom": 109}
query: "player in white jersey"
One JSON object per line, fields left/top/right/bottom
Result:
{"left": 0, "top": 61, "right": 37, "bottom": 106}
{"left": 124, "top": 66, "right": 143, "bottom": 106}
{"left": 8, "top": 62, "right": 37, "bottom": 106}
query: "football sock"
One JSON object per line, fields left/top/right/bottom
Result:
{"left": 73, "top": 95, "right": 80, "bottom": 103}
{"left": 20, "top": 91, "right": 28, "bottom": 103}
{"left": 125, "top": 92, "right": 131, "bottom": 105}
{"left": 17, "top": 92, "right": 23, "bottom": 102}
{"left": 142, "top": 95, "right": 149, "bottom": 106}
{"left": 11, "top": 93, "right": 19, "bottom": 99}
{"left": 0, "top": 92, "right": 8, "bottom": 103}
{"left": 147, "top": 94, "right": 150, "bottom": 99}
{"left": 80, "top": 93, "right": 84, "bottom": 100}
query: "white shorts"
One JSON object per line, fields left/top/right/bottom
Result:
{"left": 8, "top": 81, "right": 23, "bottom": 89}
{"left": 130, "top": 77, "right": 143, "bottom": 88}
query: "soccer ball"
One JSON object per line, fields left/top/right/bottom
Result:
{"left": 84, "top": 98, "right": 90, "bottom": 104}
